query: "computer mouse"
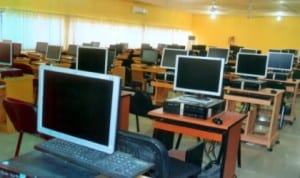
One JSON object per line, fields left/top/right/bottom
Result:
{"left": 271, "top": 90, "right": 277, "bottom": 94}
{"left": 212, "top": 117, "right": 223, "bottom": 125}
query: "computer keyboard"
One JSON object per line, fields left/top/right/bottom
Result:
{"left": 227, "top": 91, "right": 272, "bottom": 100}
{"left": 35, "top": 138, "right": 154, "bottom": 178}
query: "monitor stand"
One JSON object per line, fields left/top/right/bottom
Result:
{"left": 179, "top": 94, "right": 214, "bottom": 105}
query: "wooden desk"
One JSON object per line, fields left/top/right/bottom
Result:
{"left": 148, "top": 108, "right": 246, "bottom": 178}
{"left": 118, "top": 91, "right": 132, "bottom": 131}
{"left": 150, "top": 80, "right": 173, "bottom": 106}
{"left": 223, "top": 87, "right": 283, "bottom": 150}
{"left": 261, "top": 78, "right": 299, "bottom": 123}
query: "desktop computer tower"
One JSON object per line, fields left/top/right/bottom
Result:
{"left": 163, "top": 96, "right": 225, "bottom": 119}
{"left": 267, "top": 72, "right": 289, "bottom": 81}
{"left": 230, "top": 79, "right": 267, "bottom": 91}
{"left": 155, "top": 72, "right": 174, "bottom": 83}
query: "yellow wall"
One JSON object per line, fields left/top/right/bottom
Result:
{"left": 192, "top": 15, "right": 300, "bottom": 54}
{"left": 0, "top": 0, "right": 192, "bottom": 29}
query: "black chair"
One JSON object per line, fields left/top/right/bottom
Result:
{"left": 129, "top": 90, "right": 159, "bottom": 132}
{"left": 116, "top": 130, "right": 205, "bottom": 178}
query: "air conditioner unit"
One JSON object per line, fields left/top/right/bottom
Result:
{"left": 132, "top": 6, "right": 148, "bottom": 15}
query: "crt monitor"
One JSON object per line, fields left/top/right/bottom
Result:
{"left": 76, "top": 46, "right": 108, "bottom": 74}
{"left": 207, "top": 47, "right": 230, "bottom": 64}
{"left": 0, "top": 42, "right": 13, "bottom": 66}
{"left": 37, "top": 65, "right": 121, "bottom": 154}
{"left": 36, "top": 42, "right": 48, "bottom": 54}
{"left": 160, "top": 48, "right": 188, "bottom": 70}
{"left": 45, "top": 45, "right": 62, "bottom": 62}
{"left": 67, "top": 44, "right": 78, "bottom": 57}
{"left": 141, "top": 48, "right": 159, "bottom": 65}
{"left": 235, "top": 53, "right": 269, "bottom": 79}
{"left": 267, "top": 52, "right": 294, "bottom": 72}
{"left": 174, "top": 55, "right": 224, "bottom": 98}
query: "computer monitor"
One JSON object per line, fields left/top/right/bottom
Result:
{"left": 191, "top": 45, "right": 206, "bottom": 51}
{"left": 12, "top": 43, "right": 22, "bottom": 58}
{"left": 269, "top": 49, "right": 281, "bottom": 53}
{"left": 76, "top": 46, "right": 108, "bottom": 74}
{"left": 36, "top": 42, "right": 48, "bottom": 54}
{"left": 107, "top": 48, "right": 117, "bottom": 70}
{"left": 207, "top": 47, "right": 230, "bottom": 64}
{"left": 37, "top": 65, "right": 121, "bottom": 154}
{"left": 229, "top": 45, "right": 243, "bottom": 59}
{"left": 239, "top": 48, "right": 257, "bottom": 54}
{"left": 67, "top": 44, "right": 78, "bottom": 57}
{"left": 160, "top": 48, "right": 188, "bottom": 70}
{"left": 174, "top": 55, "right": 224, "bottom": 98}
{"left": 267, "top": 52, "right": 294, "bottom": 72}
{"left": 0, "top": 42, "right": 12, "bottom": 66}
{"left": 140, "top": 48, "right": 159, "bottom": 66}
{"left": 235, "top": 53, "right": 269, "bottom": 79}
{"left": 45, "top": 45, "right": 62, "bottom": 62}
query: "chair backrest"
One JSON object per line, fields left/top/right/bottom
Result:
{"left": 116, "top": 130, "right": 170, "bottom": 178}
{"left": 3, "top": 97, "right": 37, "bottom": 133}
{"left": 130, "top": 90, "right": 155, "bottom": 116}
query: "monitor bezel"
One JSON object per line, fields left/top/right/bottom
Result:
{"left": 76, "top": 46, "right": 108, "bottom": 74}
{"left": 37, "top": 65, "right": 121, "bottom": 154}
{"left": 173, "top": 55, "right": 225, "bottom": 97}
{"left": 267, "top": 52, "right": 294, "bottom": 72}
{"left": 36, "top": 42, "right": 48, "bottom": 54}
{"left": 45, "top": 45, "right": 62, "bottom": 62}
{"left": 0, "top": 42, "right": 13, "bottom": 66}
{"left": 67, "top": 44, "right": 78, "bottom": 57}
{"left": 207, "top": 47, "right": 230, "bottom": 64}
{"left": 160, "top": 48, "right": 188, "bottom": 70}
{"left": 235, "top": 52, "right": 269, "bottom": 79}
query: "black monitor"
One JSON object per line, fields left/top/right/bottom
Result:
{"left": 229, "top": 45, "right": 243, "bottom": 59}
{"left": 36, "top": 42, "right": 48, "bottom": 54}
{"left": 107, "top": 48, "right": 117, "bottom": 70}
{"left": 140, "top": 48, "right": 159, "bottom": 65}
{"left": 269, "top": 49, "right": 281, "bottom": 53}
{"left": 191, "top": 45, "right": 206, "bottom": 51}
{"left": 174, "top": 55, "right": 224, "bottom": 99}
{"left": 76, "top": 46, "right": 108, "bottom": 74}
{"left": 267, "top": 52, "right": 294, "bottom": 72}
{"left": 0, "top": 42, "right": 12, "bottom": 66}
{"left": 45, "top": 45, "right": 62, "bottom": 63}
{"left": 207, "top": 47, "right": 230, "bottom": 64}
{"left": 160, "top": 48, "right": 188, "bottom": 70}
{"left": 235, "top": 53, "right": 269, "bottom": 79}
{"left": 37, "top": 65, "right": 121, "bottom": 154}
{"left": 141, "top": 43, "right": 152, "bottom": 49}
{"left": 239, "top": 48, "right": 257, "bottom": 54}
{"left": 67, "top": 44, "right": 78, "bottom": 57}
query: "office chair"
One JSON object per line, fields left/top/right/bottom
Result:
{"left": 116, "top": 130, "right": 204, "bottom": 178}
{"left": 3, "top": 97, "right": 38, "bottom": 157}
{"left": 129, "top": 90, "right": 159, "bottom": 132}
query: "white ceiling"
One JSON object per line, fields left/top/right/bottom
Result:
{"left": 134, "top": 0, "right": 300, "bottom": 17}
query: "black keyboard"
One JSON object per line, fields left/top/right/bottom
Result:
{"left": 35, "top": 139, "right": 153, "bottom": 178}
{"left": 227, "top": 91, "right": 272, "bottom": 100}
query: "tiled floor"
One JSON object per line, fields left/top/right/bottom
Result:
{"left": 0, "top": 99, "right": 300, "bottom": 178}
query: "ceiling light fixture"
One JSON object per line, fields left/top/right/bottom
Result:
{"left": 210, "top": 0, "right": 217, "bottom": 19}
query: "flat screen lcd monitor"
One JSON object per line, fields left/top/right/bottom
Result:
{"left": 235, "top": 53, "right": 269, "bottom": 79}
{"left": 0, "top": 42, "right": 12, "bottom": 66}
{"left": 174, "top": 55, "right": 224, "bottom": 97}
{"left": 46, "top": 45, "right": 62, "bottom": 62}
{"left": 36, "top": 42, "right": 48, "bottom": 54}
{"left": 37, "top": 65, "right": 121, "bottom": 154}
{"left": 67, "top": 44, "right": 78, "bottom": 57}
{"left": 207, "top": 47, "right": 230, "bottom": 64}
{"left": 267, "top": 52, "right": 294, "bottom": 72}
{"left": 160, "top": 48, "right": 188, "bottom": 70}
{"left": 76, "top": 47, "right": 108, "bottom": 74}
{"left": 239, "top": 48, "right": 257, "bottom": 54}
{"left": 141, "top": 49, "right": 159, "bottom": 65}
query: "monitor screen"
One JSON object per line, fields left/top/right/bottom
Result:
{"left": 207, "top": 47, "right": 230, "bottom": 64}
{"left": 174, "top": 55, "right": 224, "bottom": 97}
{"left": 76, "top": 47, "right": 108, "bottom": 74}
{"left": 239, "top": 48, "right": 257, "bottom": 54}
{"left": 267, "top": 52, "right": 294, "bottom": 72}
{"left": 160, "top": 48, "right": 188, "bottom": 70}
{"left": 67, "top": 44, "right": 78, "bottom": 57}
{"left": 235, "top": 53, "right": 269, "bottom": 79}
{"left": 37, "top": 65, "right": 121, "bottom": 154}
{"left": 0, "top": 42, "right": 12, "bottom": 66}
{"left": 140, "top": 48, "right": 159, "bottom": 65}
{"left": 36, "top": 42, "right": 48, "bottom": 54}
{"left": 46, "top": 45, "right": 62, "bottom": 62}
